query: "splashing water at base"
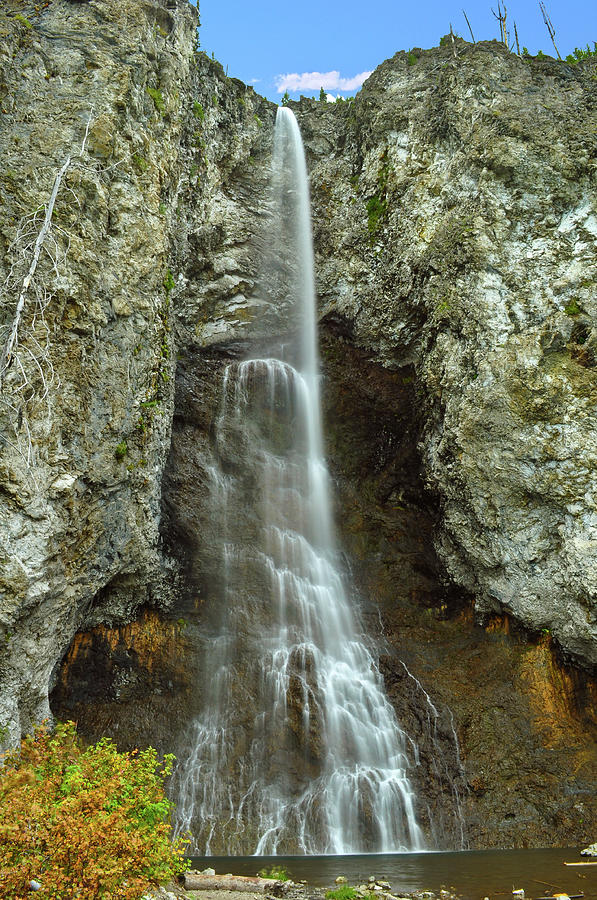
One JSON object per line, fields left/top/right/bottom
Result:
{"left": 172, "top": 107, "right": 424, "bottom": 855}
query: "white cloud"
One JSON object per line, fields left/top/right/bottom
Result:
{"left": 249, "top": 78, "right": 260, "bottom": 84}
{"left": 275, "top": 70, "right": 372, "bottom": 93}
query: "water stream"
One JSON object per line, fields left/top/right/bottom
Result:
{"left": 173, "top": 107, "right": 423, "bottom": 855}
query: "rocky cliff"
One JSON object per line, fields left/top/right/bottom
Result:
{"left": 296, "top": 40, "right": 597, "bottom": 668}
{"left": 1, "top": 0, "right": 596, "bottom": 850}
{"left": 0, "top": 0, "right": 271, "bottom": 748}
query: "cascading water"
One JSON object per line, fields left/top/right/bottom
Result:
{"left": 173, "top": 107, "right": 424, "bottom": 855}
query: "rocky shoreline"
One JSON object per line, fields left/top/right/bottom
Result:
{"left": 144, "top": 873, "right": 462, "bottom": 900}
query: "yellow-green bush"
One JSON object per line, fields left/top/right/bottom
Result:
{"left": 0, "top": 721, "right": 188, "bottom": 899}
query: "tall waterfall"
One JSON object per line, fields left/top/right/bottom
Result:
{"left": 173, "top": 107, "right": 424, "bottom": 855}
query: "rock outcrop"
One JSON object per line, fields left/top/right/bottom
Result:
{"left": 295, "top": 40, "right": 597, "bottom": 668}
{"left": 0, "top": 0, "right": 272, "bottom": 747}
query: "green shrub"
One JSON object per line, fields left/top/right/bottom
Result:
{"left": 114, "top": 440, "right": 128, "bottom": 460}
{"left": 193, "top": 100, "right": 205, "bottom": 120}
{"left": 565, "top": 43, "right": 597, "bottom": 64}
{"left": 0, "top": 721, "right": 188, "bottom": 899}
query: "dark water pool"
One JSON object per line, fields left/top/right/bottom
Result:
{"left": 189, "top": 849, "right": 596, "bottom": 900}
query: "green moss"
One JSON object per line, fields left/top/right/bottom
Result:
{"left": 146, "top": 86, "right": 165, "bottom": 114}
{"left": 114, "top": 441, "right": 128, "bottom": 461}
{"left": 163, "top": 269, "right": 175, "bottom": 294}
{"left": 564, "top": 297, "right": 581, "bottom": 316}
{"left": 14, "top": 13, "right": 32, "bottom": 28}
{"left": 132, "top": 152, "right": 148, "bottom": 173}
{"left": 253, "top": 113, "right": 262, "bottom": 127}
{"left": 192, "top": 100, "right": 204, "bottom": 120}
{"left": 366, "top": 194, "right": 387, "bottom": 238}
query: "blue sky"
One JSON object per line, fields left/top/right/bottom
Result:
{"left": 195, "top": 0, "right": 596, "bottom": 100}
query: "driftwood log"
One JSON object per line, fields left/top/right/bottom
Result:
{"left": 184, "top": 873, "right": 289, "bottom": 894}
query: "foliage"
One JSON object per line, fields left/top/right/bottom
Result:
{"left": 565, "top": 43, "right": 597, "bottom": 63}
{"left": 364, "top": 149, "right": 392, "bottom": 241}
{"left": 115, "top": 440, "right": 128, "bottom": 460}
{"left": 325, "top": 887, "right": 357, "bottom": 900}
{"left": 258, "top": 865, "right": 291, "bottom": 881}
{"left": 0, "top": 721, "right": 188, "bottom": 899}
{"left": 193, "top": 100, "right": 205, "bottom": 121}
{"left": 281, "top": 91, "right": 290, "bottom": 106}
{"left": 319, "top": 86, "right": 327, "bottom": 101}
{"left": 407, "top": 51, "right": 418, "bottom": 65}
{"left": 146, "top": 86, "right": 165, "bottom": 114}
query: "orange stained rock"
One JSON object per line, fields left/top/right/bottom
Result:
{"left": 519, "top": 639, "right": 597, "bottom": 752}
{"left": 59, "top": 609, "right": 186, "bottom": 683}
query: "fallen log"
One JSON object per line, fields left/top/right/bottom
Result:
{"left": 183, "top": 873, "right": 289, "bottom": 893}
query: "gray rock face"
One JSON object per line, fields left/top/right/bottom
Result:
{"left": 0, "top": 0, "right": 198, "bottom": 745}
{"left": 294, "top": 40, "right": 597, "bottom": 667}
{"left": 0, "top": 0, "right": 278, "bottom": 750}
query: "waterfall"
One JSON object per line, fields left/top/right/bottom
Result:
{"left": 173, "top": 107, "right": 424, "bottom": 855}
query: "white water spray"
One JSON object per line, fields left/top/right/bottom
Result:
{"left": 173, "top": 107, "right": 424, "bottom": 855}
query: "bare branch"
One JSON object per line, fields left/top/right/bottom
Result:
{"left": 0, "top": 112, "right": 93, "bottom": 386}
{"left": 0, "top": 111, "right": 94, "bottom": 471}
{"left": 0, "top": 154, "right": 71, "bottom": 384}
{"left": 491, "top": 2, "right": 509, "bottom": 48}
{"left": 514, "top": 21, "right": 521, "bottom": 55}
{"left": 449, "top": 23, "right": 458, "bottom": 57}
{"left": 462, "top": 9, "right": 476, "bottom": 43}
{"left": 539, "top": 1, "right": 562, "bottom": 59}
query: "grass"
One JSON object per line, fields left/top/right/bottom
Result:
{"left": 258, "top": 865, "right": 291, "bottom": 881}
{"left": 326, "top": 887, "right": 357, "bottom": 900}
